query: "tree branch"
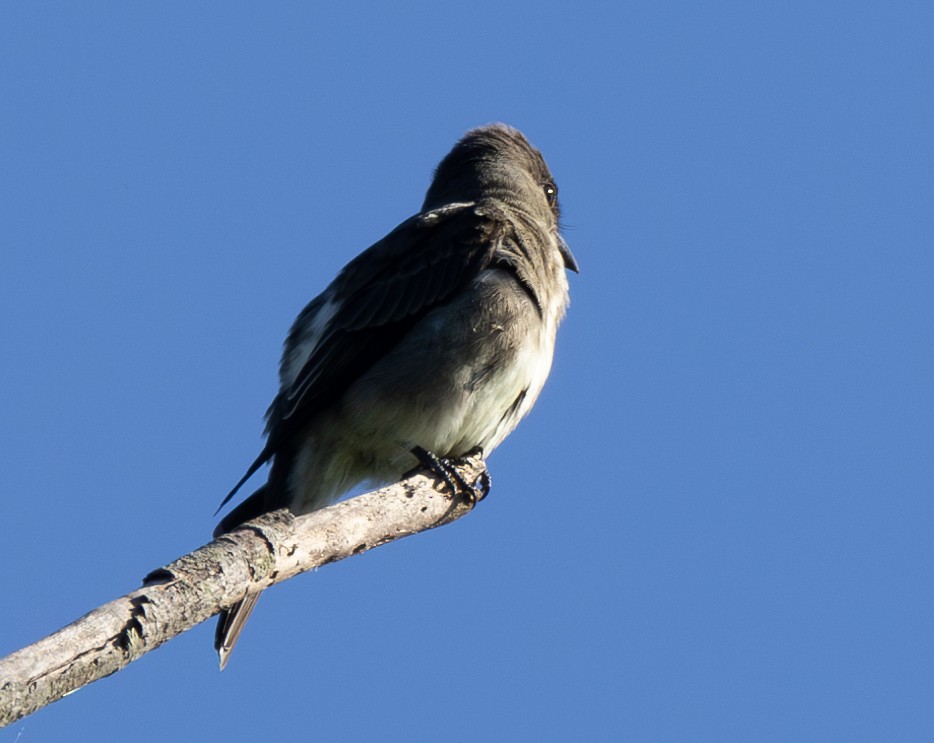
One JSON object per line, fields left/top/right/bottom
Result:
{"left": 0, "top": 457, "right": 486, "bottom": 728}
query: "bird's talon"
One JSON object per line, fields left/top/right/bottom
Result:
{"left": 473, "top": 469, "right": 492, "bottom": 501}
{"left": 410, "top": 446, "right": 488, "bottom": 504}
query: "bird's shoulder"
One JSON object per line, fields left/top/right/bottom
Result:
{"left": 332, "top": 201, "right": 513, "bottom": 295}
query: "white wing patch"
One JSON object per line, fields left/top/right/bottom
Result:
{"left": 281, "top": 293, "right": 340, "bottom": 389}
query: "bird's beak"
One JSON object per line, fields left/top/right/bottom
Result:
{"left": 558, "top": 235, "right": 580, "bottom": 273}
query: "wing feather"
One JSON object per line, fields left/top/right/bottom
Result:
{"left": 219, "top": 202, "right": 512, "bottom": 512}
{"left": 270, "top": 203, "right": 503, "bottom": 447}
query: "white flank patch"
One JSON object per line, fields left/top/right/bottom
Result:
{"left": 282, "top": 293, "right": 340, "bottom": 388}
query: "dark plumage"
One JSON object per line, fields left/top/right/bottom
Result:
{"left": 214, "top": 124, "right": 577, "bottom": 668}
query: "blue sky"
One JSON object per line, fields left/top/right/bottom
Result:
{"left": 2, "top": 2, "right": 932, "bottom": 741}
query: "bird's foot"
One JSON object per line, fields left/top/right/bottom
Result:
{"left": 410, "top": 446, "right": 491, "bottom": 505}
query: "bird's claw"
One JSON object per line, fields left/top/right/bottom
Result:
{"left": 410, "top": 446, "right": 490, "bottom": 505}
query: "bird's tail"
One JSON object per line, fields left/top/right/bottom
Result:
{"left": 215, "top": 592, "right": 262, "bottom": 670}
{"left": 213, "top": 484, "right": 271, "bottom": 538}
{"left": 213, "top": 484, "right": 272, "bottom": 669}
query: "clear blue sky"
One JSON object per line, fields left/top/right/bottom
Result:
{"left": 2, "top": 3, "right": 932, "bottom": 741}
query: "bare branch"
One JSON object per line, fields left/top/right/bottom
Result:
{"left": 0, "top": 457, "right": 485, "bottom": 728}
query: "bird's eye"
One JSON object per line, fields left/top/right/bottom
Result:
{"left": 543, "top": 182, "right": 558, "bottom": 207}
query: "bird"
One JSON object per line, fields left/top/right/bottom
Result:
{"left": 213, "top": 123, "right": 578, "bottom": 668}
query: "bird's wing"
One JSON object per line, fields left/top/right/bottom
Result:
{"left": 277, "top": 202, "right": 504, "bottom": 427}
{"left": 217, "top": 202, "right": 508, "bottom": 512}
